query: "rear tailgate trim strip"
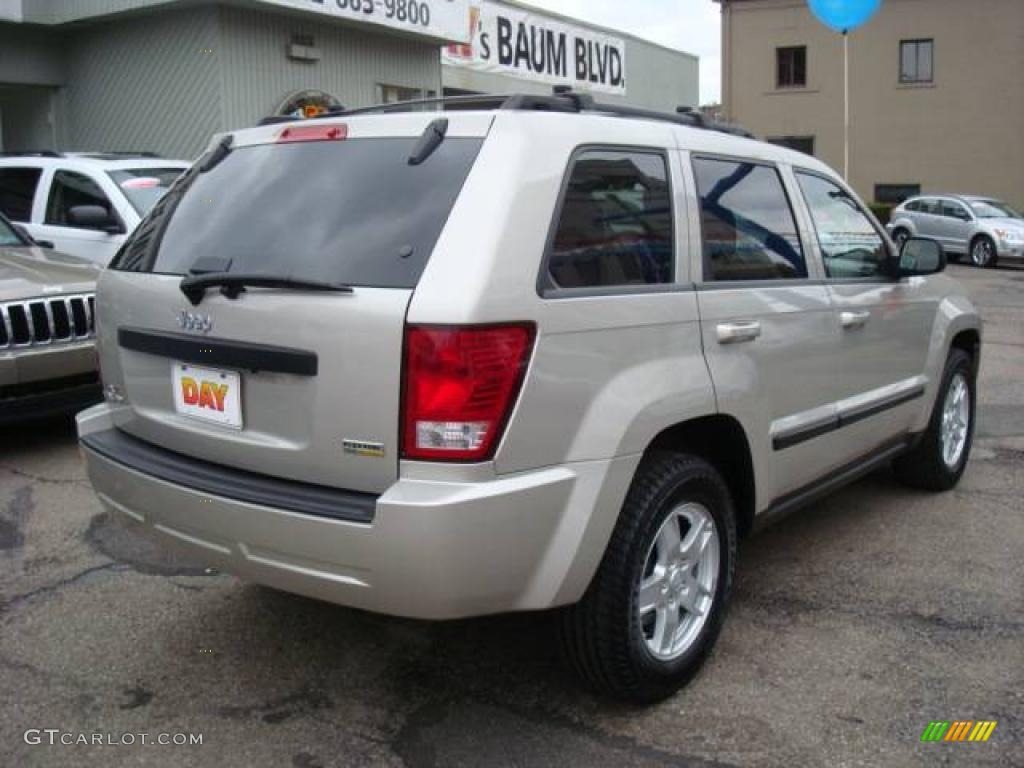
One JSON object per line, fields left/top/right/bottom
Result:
{"left": 81, "top": 428, "right": 377, "bottom": 524}
{"left": 118, "top": 328, "right": 318, "bottom": 376}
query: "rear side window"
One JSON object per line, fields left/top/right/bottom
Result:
{"left": 693, "top": 157, "right": 806, "bottom": 281}
{"left": 544, "top": 149, "right": 674, "bottom": 291}
{"left": 45, "top": 170, "right": 117, "bottom": 225}
{"left": 116, "top": 137, "right": 482, "bottom": 289}
{"left": 0, "top": 167, "right": 42, "bottom": 222}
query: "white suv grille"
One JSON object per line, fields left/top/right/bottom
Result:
{"left": 0, "top": 294, "right": 95, "bottom": 348}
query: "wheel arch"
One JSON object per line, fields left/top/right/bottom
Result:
{"left": 913, "top": 297, "right": 983, "bottom": 433}
{"left": 645, "top": 414, "right": 757, "bottom": 539}
{"left": 889, "top": 217, "right": 915, "bottom": 236}
{"left": 950, "top": 327, "right": 981, "bottom": 378}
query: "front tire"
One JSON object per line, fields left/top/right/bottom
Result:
{"left": 559, "top": 453, "right": 737, "bottom": 703}
{"left": 892, "top": 228, "right": 910, "bottom": 249}
{"left": 893, "top": 348, "right": 976, "bottom": 491}
{"left": 970, "top": 235, "right": 998, "bottom": 268}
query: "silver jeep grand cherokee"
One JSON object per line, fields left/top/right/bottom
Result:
{"left": 77, "top": 93, "right": 982, "bottom": 702}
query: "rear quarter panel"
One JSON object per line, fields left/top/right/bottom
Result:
{"left": 408, "top": 113, "right": 715, "bottom": 472}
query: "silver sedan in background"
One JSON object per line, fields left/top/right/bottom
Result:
{"left": 888, "top": 194, "right": 1024, "bottom": 268}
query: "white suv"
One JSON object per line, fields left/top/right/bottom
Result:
{"left": 77, "top": 93, "right": 981, "bottom": 702}
{"left": 0, "top": 152, "right": 189, "bottom": 266}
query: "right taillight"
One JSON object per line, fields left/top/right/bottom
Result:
{"left": 401, "top": 323, "right": 536, "bottom": 462}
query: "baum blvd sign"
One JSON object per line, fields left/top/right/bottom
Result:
{"left": 443, "top": 1, "right": 627, "bottom": 95}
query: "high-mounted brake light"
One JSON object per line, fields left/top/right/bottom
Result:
{"left": 276, "top": 124, "right": 348, "bottom": 144}
{"left": 401, "top": 324, "right": 536, "bottom": 462}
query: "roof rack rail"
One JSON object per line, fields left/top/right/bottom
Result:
{"left": 0, "top": 150, "right": 64, "bottom": 158}
{"left": 102, "top": 150, "right": 162, "bottom": 157}
{"left": 253, "top": 89, "right": 754, "bottom": 139}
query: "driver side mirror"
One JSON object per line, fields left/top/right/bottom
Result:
{"left": 67, "top": 205, "right": 125, "bottom": 235}
{"left": 898, "top": 237, "right": 946, "bottom": 277}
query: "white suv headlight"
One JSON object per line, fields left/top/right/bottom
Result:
{"left": 994, "top": 228, "right": 1024, "bottom": 243}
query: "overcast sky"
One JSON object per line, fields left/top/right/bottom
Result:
{"left": 522, "top": 0, "right": 723, "bottom": 105}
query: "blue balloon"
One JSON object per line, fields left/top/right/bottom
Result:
{"left": 808, "top": 0, "right": 882, "bottom": 32}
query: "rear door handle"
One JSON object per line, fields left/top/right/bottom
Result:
{"left": 840, "top": 310, "right": 871, "bottom": 329}
{"left": 716, "top": 321, "right": 762, "bottom": 344}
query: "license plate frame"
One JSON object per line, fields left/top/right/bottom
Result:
{"left": 171, "top": 362, "right": 243, "bottom": 429}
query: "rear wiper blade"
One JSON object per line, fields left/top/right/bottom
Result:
{"left": 179, "top": 272, "right": 354, "bottom": 306}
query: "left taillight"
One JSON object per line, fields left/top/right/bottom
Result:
{"left": 401, "top": 324, "right": 536, "bottom": 462}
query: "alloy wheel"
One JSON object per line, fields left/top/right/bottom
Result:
{"left": 940, "top": 372, "right": 970, "bottom": 469}
{"left": 637, "top": 502, "right": 720, "bottom": 661}
{"left": 971, "top": 238, "right": 994, "bottom": 267}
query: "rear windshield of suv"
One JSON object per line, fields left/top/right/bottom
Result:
{"left": 113, "top": 137, "right": 483, "bottom": 289}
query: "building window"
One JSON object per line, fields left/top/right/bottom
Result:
{"left": 545, "top": 150, "right": 674, "bottom": 290}
{"left": 776, "top": 46, "right": 807, "bottom": 88}
{"left": 767, "top": 136, "right": 815, "bottom": 156}
{"left": 693, "top": 157, "right": 807, "bottom": 282}
{"left": 900, "top": 39, "right": 933, "bottom": 83}
{"left": 875, "top": 184, "right": 921, "bottom": 204}
{"left": 379, "top": 85, "right": 434, "bottom": 104}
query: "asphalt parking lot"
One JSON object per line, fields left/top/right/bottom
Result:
{"left": 1, "top": 263, "right": 1021, "bottom": 768}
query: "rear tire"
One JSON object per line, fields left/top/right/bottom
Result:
{"left": 893, "top": 349, "right": 975, "bottom": 491}
{"left": 559, "top": 453, "right": 736, "bottom": 703}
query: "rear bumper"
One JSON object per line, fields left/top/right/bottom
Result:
{"left": 76, "top": 403, "right": 637, "bottom": 619}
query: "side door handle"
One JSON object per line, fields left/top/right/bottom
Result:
{"left": 840, "top": 310, "right": 871, "bottom": 330}
{"left": 716, "top": 321, "right": 762, "bottom": 344}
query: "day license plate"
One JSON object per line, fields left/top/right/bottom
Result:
{"left": 172, "top": 362, "right": 243, "bottom": 429}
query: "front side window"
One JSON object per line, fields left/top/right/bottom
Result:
{"left": 693, "top": 157, "right": 806, "bottom": 282}
{"left": 900, "top": 39, "right": 933, "bottom": 83}
{"left": 796, "top": 172, "right": 888, "bottom": 279}
{"left": 0, "top": 167, "right": 42, "bottom": 222}
{"left": 941, "top": 201, "right": 971, "bottom": 221}
{"left": 0, "top": 215, "right": 25, "bottom": 246}
{"left": 545, "top": 149, "right": 674, "bottom": 291}
{"left": 776, "top": 46, "right": 807, "bottom": 88}
{"left": 45, "top": 170, "right": 116, "bottom": 227}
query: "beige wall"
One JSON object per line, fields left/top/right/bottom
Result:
{"left": 721, "top": 0, "right": 1024, "bottom": 208}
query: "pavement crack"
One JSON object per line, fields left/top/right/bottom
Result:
{"left": 746, "top": 592, "right": 1024, "bottom": 639}
{"left": 217, "top": 685, "right": 334, "bottom": 725}
{"left": 0, "top": 561, "right": 125, "bottom": 616}
{"left": 0, "top": 464, "right": 90, "bottom": 486}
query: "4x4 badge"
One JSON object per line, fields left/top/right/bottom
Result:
{"left": 178, "top": 310, "right": 213, "bottom": 333}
